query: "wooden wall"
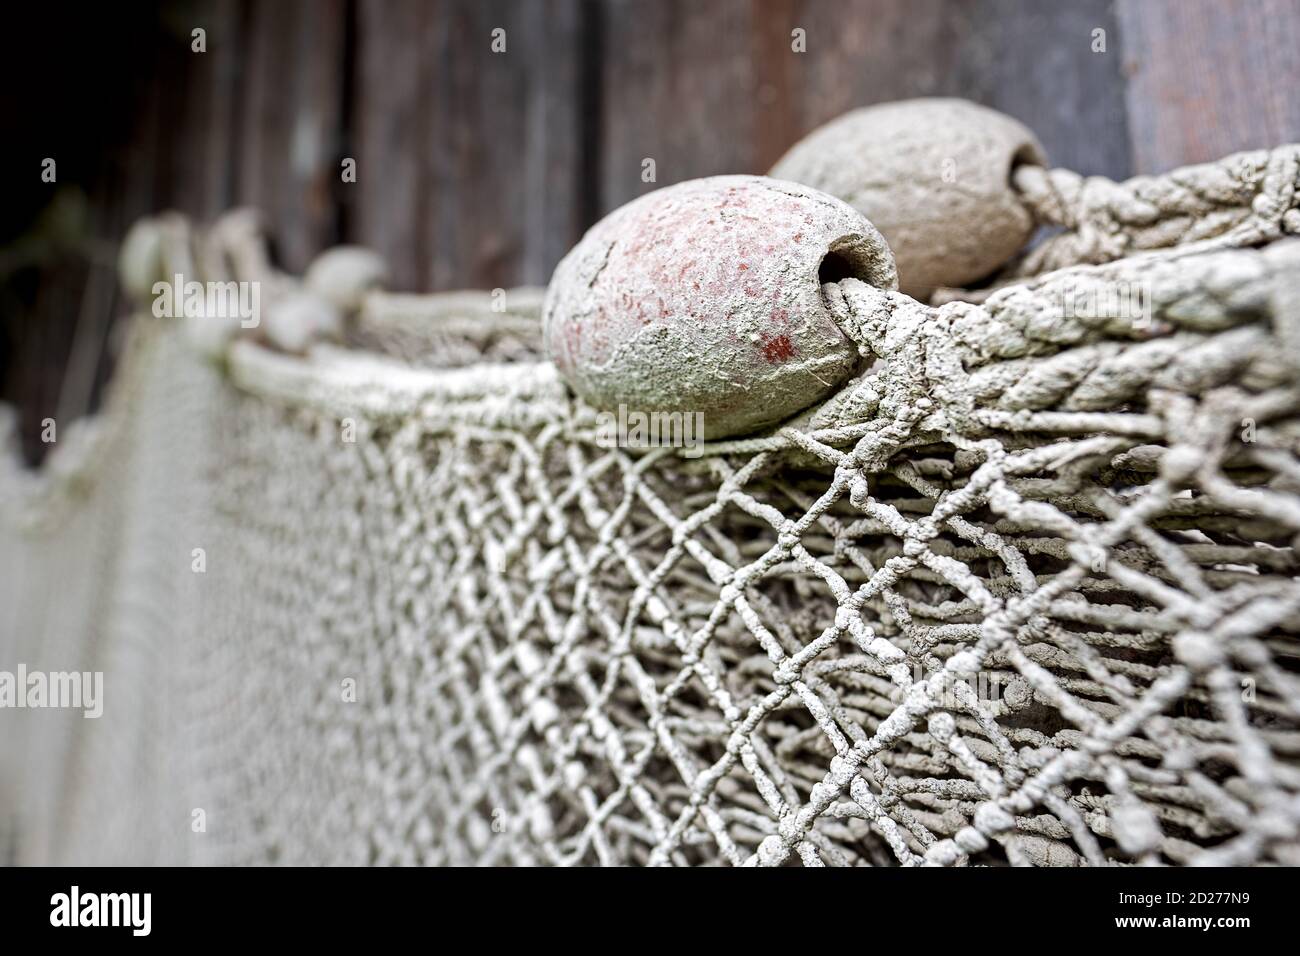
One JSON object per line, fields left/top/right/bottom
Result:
{"left": 3, "top": 0, "right": 1300, "bottom": 459}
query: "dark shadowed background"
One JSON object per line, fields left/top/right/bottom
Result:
{"left": 2, "top": 0, "right": 1299, "bottom": 461}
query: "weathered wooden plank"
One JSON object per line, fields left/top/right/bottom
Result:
{"left": 758, "top": 0, "right": 953, "bottom": 159}
{"left": 1117, "top": 0, "right": 1300, "bottom": 172}
{"left": 596, "top": 0, "right": 1131, "bottom": 220}
{"left": 423, "top": 0, "right": 586, "bottom": 290}
{"left": 422, "top": 0, "right": 535, "bottom": 291}
{"left": 192, "top": 0, "right": 248, "bottom": 219}
{"left": 517, "top": 0, "right": 587, "bottom": 286}
{"left": 235, "top": 0, "right": 347, "bottom": 273}
{"left": 947, "top": 0, "right": 1132, "bottom": 179}
{"left": 597, "top": 0, "right": 763, "bottom": 215}
{"left": 352, "top": 0, "right": 429, "bottom": 292}
{"left": 353, "top": 0, "right": 585, "bottom": 292}
{"left": 145, "top": 0, "right": 243, "bottom": 220}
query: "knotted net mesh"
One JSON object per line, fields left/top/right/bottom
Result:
{"left": 3, "top": 148, "right": 1300, "bottom": 867}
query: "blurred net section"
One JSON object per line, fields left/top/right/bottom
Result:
{"left": 350, "top": 288, "right": 547, "bottom": 367}
{"left": 2, "top": 235, "right": 1300, "bottom": 867}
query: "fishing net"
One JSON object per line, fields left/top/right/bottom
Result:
{"left": 2, "top": 145, "right": 1300, "bottom": 867}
